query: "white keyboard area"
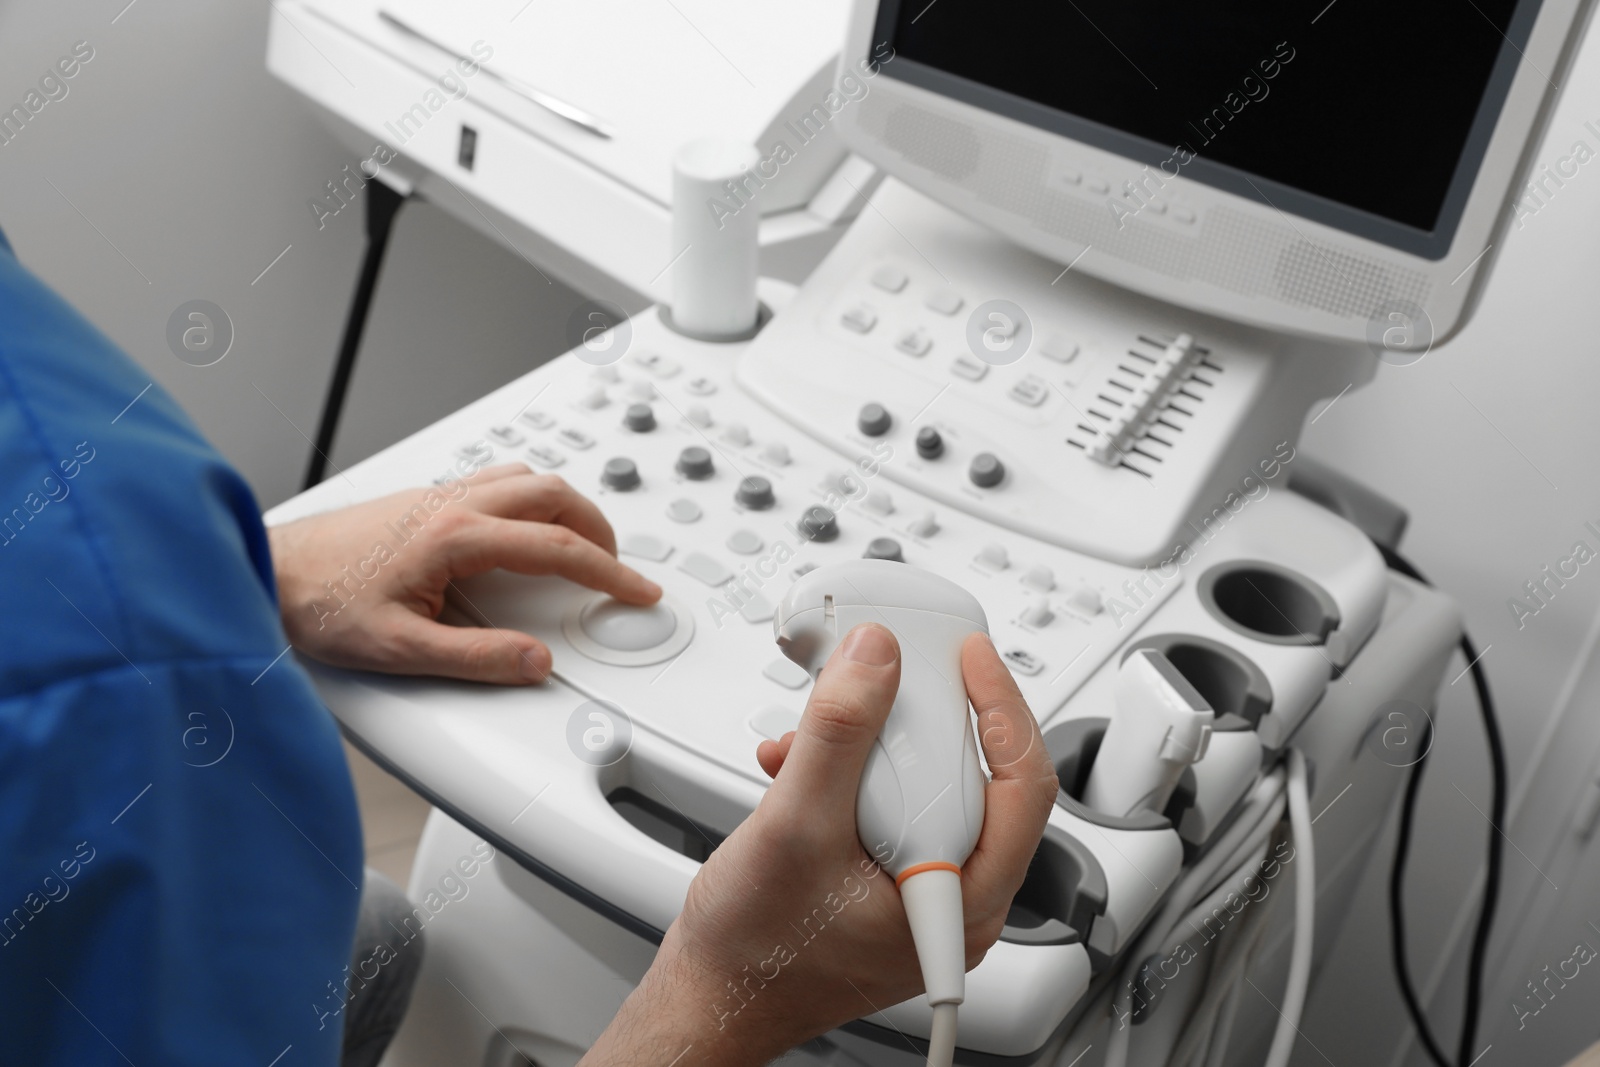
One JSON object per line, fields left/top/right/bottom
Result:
{"left": 441, "top": 304, "right": 1177, "bottom": 785}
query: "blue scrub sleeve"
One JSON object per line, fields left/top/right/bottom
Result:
{"left": 0, "top": 234, "right": 364, "bottom": 1064}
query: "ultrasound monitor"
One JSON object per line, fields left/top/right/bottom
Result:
{"left": 834, "top": 0, "right": 1595, "bottom": 346}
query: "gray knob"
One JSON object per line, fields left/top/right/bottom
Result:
{"left": 858, "top": 402, "right": 892, "bottom": 437}
{"left": 969, "top": 452, "right": 1005, "bottom": 488}
{"left": 676, "top": 446, "right": 714, "bottom": 480}
{"left": 624, "top": 403, "right": 656, "bottom": 432}
{"left": 863, "top": 537, "right": 904, "bottom": 563}
{"left": 735, "top": 475, "right": 775, "bottom": 510}
{"left": 799, "top": 505, "right": 839, "bottom": 542}
{"left": 916, "top": 426, "right": 943, "bottom": 459}
{"left": 602, "top": 457, "right": 641, "bottom": 491}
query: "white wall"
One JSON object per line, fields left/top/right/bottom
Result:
{"left": 0, "top": 0, "right": 580, "bottom": 510}
{"left": 1297, "top": 19, "right": 1600, "bottom": 1065}
{"left": 4, "top": 2, "right": 1599, "bottom": 1065}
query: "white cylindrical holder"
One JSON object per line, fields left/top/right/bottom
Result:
{"left": 670, "top": 138, "right": 761, "bottom": 340}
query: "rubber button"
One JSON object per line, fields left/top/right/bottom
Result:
{"left": 602, "top": 457, "right": 641, "bottom": 491}
{"left": 858, "top": 402, "right": 892, "bottom": 437}
{"left": 666, "top": 498, "right": 702, "bottom": 523}
{"left": 863, "top": 538, "right": 905, "bottom": 563}
{"left": 969, "top": 452, "right": 1005, "bottom": 488}
{"left": 620, "top": 534, "right": 672, "bottom": 562}
{"left": 736, "top": 475, "right": 775, "bottom": 510}
{"left": 677, "top": 446, "right": 714, "bottom": 480}
{"left": 800, "top": 505, "right": 839, "bottom": 542}
{"left": 762, "top": 658, "right": 811, "bottom": 689}
{"left": 624, "top": 403, "right": 656, "bottom": 432}
{"left": 727, "top": 529, "right": 764, "bottom": 555}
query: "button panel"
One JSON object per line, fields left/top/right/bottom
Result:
{"left": 442, "top": 316, "right": 1182, "bottom": 788}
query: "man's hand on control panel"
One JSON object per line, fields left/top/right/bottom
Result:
{"left": 580, "top": 624, "right": 1059, "bottom": 1067}
{"left": 269, "top": 465, "right": 660, "bottom": 683}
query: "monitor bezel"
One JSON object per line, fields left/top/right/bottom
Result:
{"left": 833, "top": 0, "right": 1595, "bottom": 346}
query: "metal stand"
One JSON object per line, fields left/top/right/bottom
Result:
{"left": 303, "top": 179, "right": 408, "bottom": 490}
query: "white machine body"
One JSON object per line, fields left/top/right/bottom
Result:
{"left": 266, "top": 181, "right": 1465, "bottom": 1064}
{"left": 1084, "top": 649, "right": 1215, "bottom": 818}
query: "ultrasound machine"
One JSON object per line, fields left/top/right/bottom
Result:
{"left": 266, "top": 0, "right": 1596, "bottom": 1064}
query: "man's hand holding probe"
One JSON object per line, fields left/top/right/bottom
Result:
{"left": 582, "top": 624, "right": 1059, "bottom": 1067}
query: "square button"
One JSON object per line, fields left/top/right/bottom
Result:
{"left": 871, "top": 265, "right": 909, "bottom": 292}
{"left": 632, "top": 352, "right": 681, "bottom": 378}
{"left": 678, "top": 551, "right": 733, "bottom": 587}
{"left": 620, "top": 534, "right": 673, "bottom": 562}
{"left": 557, "top": 427, "right": 596, "bottom": 450}
{"left": 738, "top": 590, "right": 776, "bottom": 624}
{"left": 525, "top": 444, "right": 565, "bottom": 468}
{"left": 1039, "top": 336, "right": 1080, "bottom": 364}
{"left": 951, "top": 354, "right": 988, "bottom": 381}
{"left": 925, "top": 290, "right": 963, "bottom": 316}
{"left": 762, "top": 658, "right": 811, "bottom": 690}
{"left": 749, "top": 704, "right": 802, "bottom": 739}
{"left": 841, "top": 305, "right": 878, "bottom": 334}
{"left": 1009, "top": 376, "right": 1049, "bottom": 407}
{"left": 895, "top": 328, "right": 932, "bottom": 357}
{"left": 519, "top": 410, "right": 555, "bottom": 430}
{"left": 487, "top": 424, "right": 526, "bottom": 447}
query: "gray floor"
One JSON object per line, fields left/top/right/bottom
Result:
{"left": 343, "top": 740, "right": 431, "bottom": 890}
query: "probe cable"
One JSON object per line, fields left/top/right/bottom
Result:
{"left": 1100, "top": 771, "right": 1289, "bottom": 1067}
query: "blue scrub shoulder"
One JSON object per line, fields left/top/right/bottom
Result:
{"left": 0, "top": 232, "right": 363, "bottom": 1065}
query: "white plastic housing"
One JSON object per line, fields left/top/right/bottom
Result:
{"left": 1084, "top": 649, "right": 1215, "bottom": 818}
{"left": 671, "top": 139, "right": 761, "bottom": 339}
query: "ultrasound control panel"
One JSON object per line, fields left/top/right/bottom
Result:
{"left": 445, "top": 306, "right": 1181, "bottom": 788}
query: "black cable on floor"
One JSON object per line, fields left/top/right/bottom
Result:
{"left": 1390, "top": 723, "right": 1454, "bottom": 1067}
{"left": 1376, "top": 543, "right": 1507, "bottom": 1067}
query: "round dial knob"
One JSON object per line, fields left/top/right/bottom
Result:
{"left": 858, "top": 402, "right": 892, "bottom": 437}
{"left": 624, "top": 403, "right": 656, "bottom": 432}
{"left": 969, "top": 452, "right": 1005, "bottom": 488}
{"left": 916, "top": 426, "right": 944, "bottom": 460}
{"left": 799, "top": 505, "right": 839, "bottom": 542}
{"left": 863, "top": 537, "right": 905, "bottom": 563}
{"left": 735, "top": 475, "right": 775, "bottom": 510}
{"left": 602, "top": 457, "right": 641, "bottom": 491}
{"left": 676, "top": 446, "right": 714, "bottom": 480}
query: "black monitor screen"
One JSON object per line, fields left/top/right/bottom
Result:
{"left": 873, "top": 0, "right": 1539, "bottom": 257}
